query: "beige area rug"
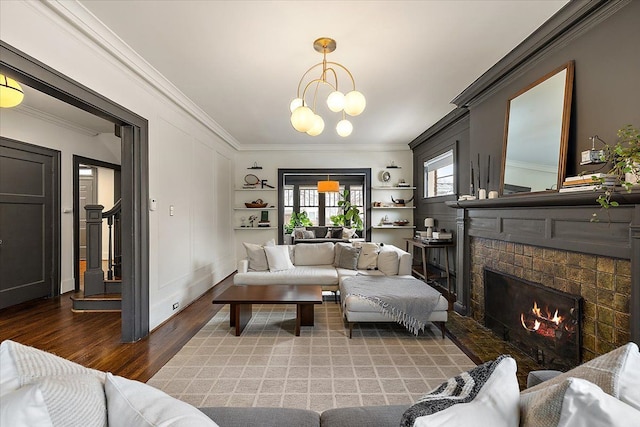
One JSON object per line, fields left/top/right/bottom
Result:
{"left": 147, "top": 302, "right": 475, "bottom": 413}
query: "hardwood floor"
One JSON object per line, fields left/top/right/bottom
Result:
{"left": 0, "top": 274, "right": 233, "bottom": 382}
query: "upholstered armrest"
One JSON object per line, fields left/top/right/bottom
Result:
{"left": 237, "top": 259, "right": 249, "bottom": 273}
{"left": 526, "top": 370, "right": 562, "bottom": 388}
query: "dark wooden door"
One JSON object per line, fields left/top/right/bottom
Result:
{"left": 0, "top": 138, "right": 59, "bottom": 309}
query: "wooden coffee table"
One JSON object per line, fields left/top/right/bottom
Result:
{"left": 212, "top": 285, "right": 323, "bottom": 336}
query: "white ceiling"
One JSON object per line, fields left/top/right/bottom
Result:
{"left": 67, "top": 0, "right": 569, "bottom": 150}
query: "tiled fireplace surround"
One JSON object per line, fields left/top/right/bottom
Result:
{"left": 450, "top": 192, "right": 640, "bottom": 364}
{"left": 469, "top": 237, "right": 630, "bottom": 362}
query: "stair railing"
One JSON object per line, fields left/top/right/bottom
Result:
{"left": 84, "top": 200, "right": 121, "bottom": 296}
{"left": 102, "top": 199, "right": 122, "bottom": 281}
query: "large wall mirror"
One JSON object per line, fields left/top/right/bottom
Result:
{"left": 501, "top": 61, "right": 574, "bottom": 195}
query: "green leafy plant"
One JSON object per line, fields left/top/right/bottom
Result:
{"left": 330, "top": 189, "right": 363, "bottom": 230}
{"left": 591, "top": 125, "right": 640, "bottom": 221}
{"left": 284, "top": 211, "right": 313, "bottom": 234}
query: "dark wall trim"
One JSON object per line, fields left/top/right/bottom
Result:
{"left": 277, "top": 168, "right": 372, "bottom": 244}
{"left": 1, "top": 41, "right": 149, "bottom": 342}
{"left": 452, "top": 0, "right": 628, "bottom": 107}
{"left": 72, "top": 156, "right": 121, "bottom": 292}
{"left": 409, "top": 107, "right": 469, "bottom": 150}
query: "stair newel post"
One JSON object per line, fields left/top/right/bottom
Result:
{"left": 107, "top": 216, "right": 114, "bottom": 281}
{"left": 84, "top": 204, "right": 105, "bottom": 296}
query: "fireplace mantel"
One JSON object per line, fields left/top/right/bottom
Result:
{"left": 447, "top": 190, "right": 640, "bottom": 348}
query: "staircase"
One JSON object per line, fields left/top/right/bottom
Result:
{"left": 71, "top": 201, "right": 122, "bottom": 312}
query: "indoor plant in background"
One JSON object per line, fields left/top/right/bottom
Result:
{"left": 591, "top": 124, "right": 640, "bottom": 220}
{"left": 284, "top": 211, "right": 313, "bottom": 234}
{"left": 330, "top": 189, "right": 363, "bottom": 230}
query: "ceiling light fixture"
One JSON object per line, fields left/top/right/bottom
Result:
{"left": 0, "top": 74, "right": 25, "bottom": 108}
{"left": 317, "top": 175, "right": 340, "bottom": 193}
{"left": 290, "top": 37, "right": 366, "bottom": 137}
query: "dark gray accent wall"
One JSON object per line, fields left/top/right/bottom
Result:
{"left": 466, "top": 0, "right": 639, "bottom": 179}
{"left": 411, "top": 109, "right": 469, "bottom": 309}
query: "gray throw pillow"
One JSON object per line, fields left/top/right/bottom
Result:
{"left": 335, "top": 245, "right": 361, "bottom": 270}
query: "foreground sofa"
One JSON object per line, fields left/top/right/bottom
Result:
{"left": 2, "top": 340, "right": 639, "bottom": 426}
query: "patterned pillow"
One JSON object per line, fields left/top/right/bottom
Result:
{"left": 355, "top": 242, "right": 379, "bottom": 269}
{"left": 401, "top": 355, "right": 519, "bottom": 427}
{"left": 521, "top": 342, "right": 640, "bottom": 411}
{"left": 520, "top": 377, "right": 640, "bottom": 427}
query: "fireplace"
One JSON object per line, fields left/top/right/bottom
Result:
{"left": 484, "top": 267, "right": 583, "bottom": 370}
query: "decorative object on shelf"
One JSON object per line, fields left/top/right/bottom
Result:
{"left": 0, "top": 74, "right": 24, "bottom": 108}
{"left": 248, "top": 215, "right": 258, "bottom": 227}
{"left": 284, "top": 211, "right": 313, "bottom": 234}
{"left": 245, "top": 199, "right": 268, "bottom": 208}
{"left": 478, "top": 188, "right": 487, "bottom": 200}
{"left": 380, "top": 215, "right": 392, "bottom": 225}
{"left": 247, "top": 162, "right": 262, "bottom": 170}
{"left": 317, "top": 175, "right": 340, "bottom": 193}
{"left": 393, "top": 220, "right": 410, "bottom": 226}
{"left": 489, "top": 190, "right": 499, "bottom": 199}
{"left": 391, "top": 195, "right": 414, "bottom": 206}
{"left": 240, "top": 216, "right": 246, "bottom": 227}
{"left": 397, "top": 179, "right": 411, "bottom": 187}
{"left": 330, "top": 189, "right": 363, "bottom": 230}
{"left": 258, "top": 210, "right": 270, "bottom": 227}
{"left": 386, "top": 161, "right": 400, "bottom": 169}
{"left": 590, "top": 125, "right": 640, "bottom": 220}
{"left": 243, "top": 174, "right": 260, "bottom": 188}
{"left": 289, "top": 37, "right": 365, "bottom": 137}
{"left": 424, "top": 218, "right": 435, "bottom": 238}
{"left": 380, "top": 170, "right": 391, "bottom": 183}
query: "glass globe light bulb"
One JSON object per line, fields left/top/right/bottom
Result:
{"left": 343, "top": 90, "right": 366, "bottom": 116}
{"left": 306, "top": 114, "right": 325, "bottom": 136}
{"left": 289, "top": 98, "right": 303, "bottom": 112}
{"left": 290, "top": 106, "right": 315, "bottom": 132}
{"left": 336, "top": 119, "right": 353, "bottom": 137}
{"left": 326, "top": 91, "right": 345, "bottom": 112}
{"left": 0, "top": 75, "right": 25, "bottom": 108}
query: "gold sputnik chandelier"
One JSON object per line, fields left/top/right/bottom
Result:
{"left": 289, "top": 37, "right": 366, "bottom": 137}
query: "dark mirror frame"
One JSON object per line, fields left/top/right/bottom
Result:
{"left": 500, "top": 61, "right": 574, "bottom": 195}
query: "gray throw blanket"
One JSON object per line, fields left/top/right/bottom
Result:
{"left": 341, "top": 276, "right": 442, "bottom": 335}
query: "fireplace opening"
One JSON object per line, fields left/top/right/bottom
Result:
{"left": 484, "top": 267, "right": 583, "bottom": 370}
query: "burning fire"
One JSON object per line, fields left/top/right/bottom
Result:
{"left": 520, "top": 301, "right": 573, "bottom": 338}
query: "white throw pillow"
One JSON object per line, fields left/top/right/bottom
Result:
{"left": 294, "top": 242, "right": 335, "bottom": 265}
{"left": 242, "top": 239, "right": 275, "bottom": 271}
{"left": 342, "top": 227, "right": 357, "bottom": 238}
{"left": 0, "top": 375, "right": 106, "bottom": 427}
{"left": 264, "top": 245, "right": 295, "bottom": 272}
{"left": 521, "top": 377, "right": 640, "bottom": 427}
{"left": 0, "top": 384, "right": 52, "bottom": 427}
{"left": 105, "top": 373, "right": 218, "bottom": 427}
{"left": 377, "top": 248, "right": 399, "bottom": 275}
{"left": 522, "top": 342, "right": 640, "bottom": 411}
{"left": 401, "top": 356, "right": 519, "bottom": 427}
{"left": 355, "top": 242, "right": 379, "bottom": 269}
{"left": 0, "top": 340, "right": 105, "bottom": 395}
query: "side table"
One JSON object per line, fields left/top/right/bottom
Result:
{"left": 404, "top": 238, "right": 455, "bottom": 302}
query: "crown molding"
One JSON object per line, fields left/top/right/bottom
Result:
{"left": 237, "top": 142, "right": 412, "bottom": 152}
{"left": 451, "top": 0, "right": 629, "bottom": 108}
{"left": 41, "top": 1, "right": 241, "bottom": 150}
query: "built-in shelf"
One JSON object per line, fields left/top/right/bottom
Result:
{"left": 233, "top": 227, "right": 275, "bottom": 230}
{"left": 372, "top": 186, "right": 415, "bottom": 190}
{"left": 372, "top": 225, "right": 416, "bottom": 229}
{"left": 234, "top": 207, "right": 277, "bottom": 210}
{"left": 372, "top": 206, "right": 415, "bottom": 209}
{"left": 236, "top": 188, "right": 277, "bottom": 191}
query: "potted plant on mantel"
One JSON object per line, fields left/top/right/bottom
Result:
{"left": 591, "top": 124, "right": 640, "bottom": 221}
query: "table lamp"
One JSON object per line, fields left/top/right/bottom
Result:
{"left": 424, "top": 218, "right": 435, "bottom": 238}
